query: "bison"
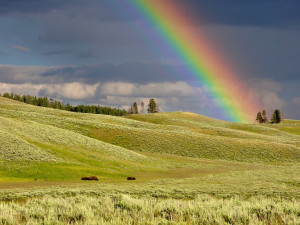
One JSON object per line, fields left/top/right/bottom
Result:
{"left": 81, "top": 176, "right": 99, "bottom": 181}
{"left": 127, "top": 177, "right": 136, "bottom": 180}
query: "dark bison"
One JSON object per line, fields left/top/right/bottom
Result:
{"left": 81, "top": 176, "right": 99, "bottom": 181}
{"left": 127, "top": 177, "right": 136, "bottom": 180}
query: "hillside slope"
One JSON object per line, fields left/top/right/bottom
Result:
{"left": 0, "top": 97, "right": 300, "bottom": 182}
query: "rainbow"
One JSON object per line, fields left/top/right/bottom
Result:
{"left": 129, "top": 0, "right": 260, "bottom": 123}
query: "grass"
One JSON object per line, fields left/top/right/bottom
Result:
{"left": 270, "top": 119, "right": 300, "bottom": 136}
{"left": 94, "top": 113, "right": 300, "bottom": 162}
{"left": 0, "top": 97, "right": 300, "bottom": 224}
{"left": 1, "top": 193, "right": 300, "bottom": 224}
{"left": 0, "top": 177, "right": 300, "bottom": 224}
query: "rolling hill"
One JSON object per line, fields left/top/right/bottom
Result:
{"left": 0, "top": 96, "right": 300, "bottom": 184}
{"left": 1, "top": 97, "right": 300, "bottom": 224}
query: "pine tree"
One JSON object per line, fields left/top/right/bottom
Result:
{"left": 132, "top": 102, "right": 138, "bottom": 114}
{"left": 128, "top": 106, "right": 133, "bottom": 114}
{"left": 148, "top": 98, "right": 158, "bottom": 113}
{"left": 271, "top": 109, "right": 282, "bottom": 123}
{"left": 271, "top": 112, "right": 277, "bottom": 123}
{"left": 256, "top": 111, "right": 263, "bottom": 123}
{"left": 276, "top": 109, "right": 282, "bottom": 123}
{"left": 262, "top": 110, "right": 268, "bottom": 123}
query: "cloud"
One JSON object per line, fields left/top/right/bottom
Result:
{"left": 248, "top": 78, "right": 287, "bottom": 117}
{"left": 11, "top": 45, "right": 30, "bottom": 52}
{"left": 200, "top": 24, "right": 300, "bottom": 81}
{"left": 0, "top": 64, "right": 299, "bottom": 120}
{"left": 37, "top": 10, "right": 145, "bottom": 44}
{"left": 0, "top": 64, "right": 57, "bottom": 84}
{"left": 0, "top": 63, "right": 185, "bottom": 84}
{"left": 0, "top": 82, "right": 99, "bottom": 100}
{"left": 0, "top": 1, "right": 299, "bottom": 121}
{"left": 100, "top": 81, "right": 202, "bottom": 98}
{"left": 0, "top": 80, "right": 207, "bottom": 113}
{"left": 2, "top": 0, "right": 299, "bottom": 27}
{"left": 95, "top": 81, "right": 209, "bottom": 114}
{"left": 0, "top": 83, "right": 44, "bottom": 96}
{"left": 0, "top": 0, "right": 72, "bottom": 15}
{"left": 185, "top": 0, "right": 300, "bottom": 27}
{"left": 42, "top": 49, "right": 73, "bottom": 56}
{"left": 287, "top": 97, "right": 300, "bottom": 120}
{"left": 44, "top": 82, "right": 100, "bottom": 99}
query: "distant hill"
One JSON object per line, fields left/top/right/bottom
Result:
{"left": 0, "top": 97, "right": 300, "bottom": 182}
{"left": 0, "top": 92, "right": 127, "bottom": 116}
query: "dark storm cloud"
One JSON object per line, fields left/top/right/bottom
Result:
{"left": 200, "top": 25, "right": 300, "bottom": 82}
{"left": 39, "top": 62, "right": 184, "bottom": 84}
{"left": 0, "top": 0, "right": 66, "bottom": 14}
{"left": 0, "top": 62, "right": 184, "bottom": 85}
{"left": 0, "top": 0, "right": 134, "bottom": 22}
{"left": 0, "top": 0, "right": 299, "bottom": 120}
{"left": 2, "top": 0, "right": 299, "bottom": 27}
{"left": 37, "top": 15, "right": 146, "bottom": 44}
{"left": 42, "top": 49, "right": 73, "bottom": 56}
{"left": 183, "top": 0, "right": 300, "bottom": 27}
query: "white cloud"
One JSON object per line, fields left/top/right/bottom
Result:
{"left": 0, "top": 83, "right": 43, "bottom": 96}
{"left": 94, "top": 81, "right": 206, "bottom": 112}
{"left": 0, "top": 75, "right": 298, "bottom": 120}
{"left": 0, "top": 82, "right": 99, "bottom": 100}
{"left": 101, "top": 82, "right": 136, "bottom": 96}
{"left": 100, "top": 81, "right": 203, "bottom": 98}
{"left": 45, "top": 82, "right": 100, "bottom": 99}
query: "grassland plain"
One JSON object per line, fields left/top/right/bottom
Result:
{"left": 0, "top": 97, "right": 300, "bottom": 224}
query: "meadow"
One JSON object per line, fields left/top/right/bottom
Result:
{"left": 0, "top": 97, "right": 300, "bottom": 224}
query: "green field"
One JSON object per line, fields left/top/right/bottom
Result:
{"left": 0, "top": 96, "right": 300, "bottom": 224}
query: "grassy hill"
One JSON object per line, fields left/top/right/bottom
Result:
{"left": 0, "top": 96, "right": 300, "bottom": 184}
{"left": 1, "top": 97, "right": 300, "bottom": 224}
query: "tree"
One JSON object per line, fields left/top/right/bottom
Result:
{"left": 132, "top": 102, "right": 138, "bottom": 114}
{"left": 1, "top": 92, "right": 126, "bottom": 117}
{"left": 256, "top": 111, "right": 264, "bottom": 123}
{"left": 271, "top": 109, "right": 282, "bottom": 123}
{"left": 127, "top": 106, "right": 133, "bottom": 114}
{"left": 140, "top": 101, "right": 145, "bottom": 114}
{"left": 148, "top": 98, "right": 158, "bottom": 113}
{"left": 262, "top": 110, "right": 268, "bottom": 123}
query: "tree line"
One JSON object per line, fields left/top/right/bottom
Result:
{"left": 128, "top": 98, "right": 160, "bottom": 114}
{"left": 0, "top": 92, "right": 127, "bottom": 116}
{"left": 256, "top": 109, "right": 282, "bottom": 124}
{"left": 0, "top": 92, "right": 284, "bottom": 123}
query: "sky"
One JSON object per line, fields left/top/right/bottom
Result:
{"left": 0, "top": 0, "right": 299, "bottom": 120}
